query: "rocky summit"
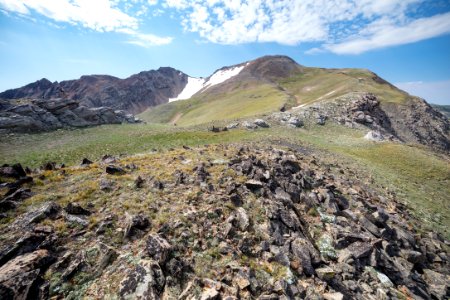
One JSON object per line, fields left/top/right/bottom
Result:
{"left": 0, "top": 144, "right": 448, "bottom": 299}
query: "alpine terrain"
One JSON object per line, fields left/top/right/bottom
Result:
{"left": 0, "top": 56, "right": 449, "bottom": 299}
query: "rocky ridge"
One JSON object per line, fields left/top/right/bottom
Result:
{"left": 0, "top": 144, "right": 448, "bottom": 299}
{"left": 222, "top": 93, "right": 449, "bottom": 153}
{"left": 0, "top": 67, "right": 188, "bottom": 115}
{"left": 0, "top": 98, "right": 141, "bottom": 133}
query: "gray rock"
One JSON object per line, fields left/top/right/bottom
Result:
{"left": 254, "top": 119, "right": 270, "bottom": 128}
{"left": 364, "top": 131, "right": 385, "bottom": 142}
{"left": 315, "top": 266, "right": 335, "bottom": 280}
{"left": 118, "top": 260, "right": 161, "bottom": 299}
{"left": 0, "top": 249, "right": 53, "bottom": 300}
{"left": 146, "top": 234, "right": 172, "bottom": 264}
{"left": 423, "top": 269, "right": 448, "bottom": 299}
{"left": 226, "top": 122, "right": 239, "bottom": 129}
{"left": 287, "top": 116, "right": 303, "bottom": 127}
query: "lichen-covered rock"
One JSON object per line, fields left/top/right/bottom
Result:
{"left": 118, "top": 260, "right": 161, "bottom": 300}
{"left": 0, "top": 250, "right": 53, "bottom": 300}
{"left": 145, "top": 234, "right": 172, "bottom": 264}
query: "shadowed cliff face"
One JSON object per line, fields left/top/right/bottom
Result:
{"left": 0, "top": 67, "right": 188, "bottom": 115}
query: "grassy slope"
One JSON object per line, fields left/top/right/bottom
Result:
{"left": 139, "top": 67, "right": 410, "bottom": 127}
{"left": 1, "top": 123, "right": 449, "bottom": 238}
{"left": 278, "top": 67, "right": 409, "bottom": 106}
{"left": 0, "top": 124, "right": 268, "bottom": 167}
{"left": 139, "top": 83, "right": 287, "bottom": 126}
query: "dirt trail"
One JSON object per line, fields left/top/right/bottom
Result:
{"left": 170, "top": 112, "right": 183, "bottom": 125}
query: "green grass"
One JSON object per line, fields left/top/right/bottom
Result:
{"left": 139, "top": 83, "right": 287, "bottom": 125}
{"left": 278, "top": 67, "right": 409, "bottom": 107}
{"left": 140, "top": 67, "right": 410, "bottom": 127}
{"left": 1, "top": 121, "right": 449, "bottom": 238}
{"left": 280, "top": 124, "right": 450, "bottom": 238}
{"left": 0, "top": 123, "right": 269, "bottom": 167}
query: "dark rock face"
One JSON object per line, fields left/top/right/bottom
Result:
{"left": 0, "top": 98, "right": 141, "bottom": 133}
{"left": 0, "top": 67, "right": 188, "bottom": 115}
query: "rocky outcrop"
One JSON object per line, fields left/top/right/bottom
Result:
{"left": 0, "top": 98, "right": 141, "bottom": 133}
{"left": 0, "top": 145, "right": 448, "bottom": 299}
{"left": 267, "top": 92, "right": 450, "bottom": 152}
{"left": 0, "top": 67, "right": 188, "bottom": 115}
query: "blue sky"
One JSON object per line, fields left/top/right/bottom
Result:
{"left": 0, "top": 0, "right": 450, "bottom": 104}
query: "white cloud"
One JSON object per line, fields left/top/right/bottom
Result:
{"left": 125, "top": 32, "right": 173, "bottom": 47}
{"left": 0, "top": 0, "right": 172, "bottom": 46}
{"left": 163, "top": 0, "right": 450, "bottom": 54}
{"left": 326, "top": 12, "right": 450, "bottom": 54}
{"left": 395, "top": 80, "right": 450, "bottom": 105}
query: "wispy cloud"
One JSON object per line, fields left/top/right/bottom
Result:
{"left": 121, "top": 30, "right": 173, "bottom": 47}
{"left": 163, "top": 0, "right": 450, "bottom": 54}
{"left": 326, "top": 12, "right": 450, "bottom": 54}
{"left": 0, "top": 0, "right": 172, "bottom": 47}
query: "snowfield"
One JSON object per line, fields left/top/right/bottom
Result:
{"left": 169, "top": 77, "right": 205, "bottom": 102}
{"left": 169, "top": 64, "right": 246, "bottom": 102}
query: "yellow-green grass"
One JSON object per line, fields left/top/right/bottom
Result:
{"left": 1, "top": 122, "right": 448, "bottom": 238}
{"left": 139, "top": 83, "right": 287, "bottom": 125}
{"left": 0, "top": 124, "right": 269, "bottom": 168}
{"left": 281, "top": 124, "right": 450, "bottom": 238}
{"left": 140, "top": 67, "right": 410, "bottom": 127}
{"left": 278, "top": 67, "right": 410, "bottom": 107}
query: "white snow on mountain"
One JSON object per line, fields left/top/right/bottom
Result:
{"left": 203, "top": 65, "right": 246, "bottom": 91}
{"left": 169, "top": 64, "right": 247, "bottom": 102}
{"left": 169, "top": 77, "right": 205, "bottom": 102}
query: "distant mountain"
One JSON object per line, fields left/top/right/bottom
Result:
{"left": 0, "top": 67, "right": 188, "bottom": 114}
{"left": 431, "top": 104, "right": 450, "bottom": 118}
{"left": 143, "top": 56, "right": 449, "bottom": 152}
{"left": 1, "top": 55, "right": 448, "bottom": 152}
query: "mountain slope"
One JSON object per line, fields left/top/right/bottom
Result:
{"left": 141, "top": 56, "right": 449, "bottom": 152}
{"left": 0, "top": 67, "right": 188, "bottom": 114}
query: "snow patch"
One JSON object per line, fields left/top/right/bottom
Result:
{"left": 169, "top": 77, "right": 205, "bottom": 102}
{"left": 203, "top": 64, "right": 246, "bottom": 90}
{"left": 169, "top": 64, "right": 247, "bottom": 102}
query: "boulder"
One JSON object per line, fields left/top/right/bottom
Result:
{"left": 0, "top": 249, "right": 53, "bottom": 300}
{"left": 0, "top": 164, "right": 27, "bottom": 179}
{"left": 254, "top": 119, "right": 270, "bottom": 128}
{"left": 287, "top": 117, "right": 303, "bottom": 127}
{"left": 118, "top": 260, "right": 161, "bottom": 299}
{"left": 106, "top": 165, "right": 125, "bottom": 175}
{"left": 146, "top": 234, "right": 172, "bottom": 264}
{"left": 65, "top": 202, "right": 91, "bottom": 216}
{"left": 423, "top": 269, "right": 448, "bottom": 299}
{"left": 364, "top": 131, "right": 385, "bottom": 142}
